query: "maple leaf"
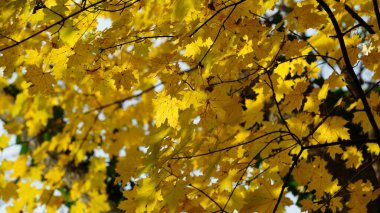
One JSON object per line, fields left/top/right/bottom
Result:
{"left": 347, "top": 180, "right": 374, "bottom": 212}
{"left": 0, "top": 182, "right": 18, "bottom": 202}
{"left": 241, "top": 180, "right": 292, "bottom": 213}
{"left": 111, "top": 66, "right": 138, "bottom": 90}
{"left": 0, "top": 134, "right": 10, "bottom": 149}
{"left": 219, "top": 169, "right": 239, "bottom": 192}
{"left": 1, "top": 0, "right": 380, "bottom": 212}
{"left": 153, "top": 93, "right": 181, "bottom": 128}
{"left": 314, "top": 116, "right": 350, "bottom": 143}
{"left": 120, "top": 178, "right": 163, "bottom": 212}
{"left": 342, "top": 146, "right": 364, "bottom": 169}
{"left": 366, "top": 143, "right": 380, "bottom": 155}
{"left": 306, "top": 157, "right": 340, "bottom": 198}
{"left": 164, "top": 181, "right": 187, "bottom": 212}
{"left": 24, "top": 65, "right": 55, "bottom": 94}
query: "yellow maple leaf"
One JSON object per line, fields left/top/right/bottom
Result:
{"left": 241, "top": 180, "right": 292, "bottom": 213}
{"left": 179, "top": 90, "right": 207, "bottom": 110}
{"left": 342, "top": 146, "right": 364, "bottom": 169}
{"left": 183, "top": 37, "right": 212, "bottom": 59}
{"left": 287, "top": 112, "right": 313, "bottom": 138}
{"left": 171, "top": 0, "right": 196, "bottom": 20}
{"left": 153, "top": 93, "right": 180, "bottom": 128}
{"left": 11, "top": 155, "right": 28, "bottom": 178}
{"left": 183, "top": 41, "right": 201, "bottom": 59}
{"left": 111, "top": 66, "right": 138, "bottom": 90}
{"left": 314, "top": 116, "right": 350, "bottom": 143}
{"left": 326, "top": 72, "right": 346, "bottom": 88}
{"left": 220, "top": 169, "right": 239, "bottom": 192}
{"left": 238, "top": 39, "right": 254, "bottom": 57}
{"left": 347, "top": 180, "right": 374, "bottom": 212}
{"left": 0, "top": 182, "right": 18, "bottom": 202}
{"left": 24, "top": 65, "right": 55, "bottom": 94}
{"left": 0, "top": 134, "right": 10, "bottom": 149}
{"left": 88, "top": 191, "right": 110, "bottom": 213}
{"left": 366, "top": 143, "right": 380, "bottom": 155}
{"left": 165, "top": 181, "right": 187, "bottom": 212}
{"left": 43, "top": 46, "right": 74, "bottom": 79}
{"left": 243, "top": 87, "right": 265, "bottom": 128}
{"left": 45, "top": 166, "right": 65, "bottom": 186}
{"left": 318, "top": 83, "right": 329, "bottom": 100}
{"left": 120, "top": 178, "right": 163, "bottom": 212}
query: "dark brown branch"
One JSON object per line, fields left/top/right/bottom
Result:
{"left": 246, "top": 167, "right": 270, "bottom": 184}
{"left": 289, "top": 30, "right": 341, "bottom": 73}
{"left": 0, "top": 0, "right": 108, "bottom": 52}
{"left": 85, "top": 83, "right": 160, "bottom": 114}
{"left": 189, "top": 0, "right": 246, "bottom": 37}
{"left": 317, "top": 0, "right": 380, "bottom": 144}
{"left": 373, "top": 0, "right": 380, "bottom": 30}
{"left": 260, "top": 142, "right": 298, "bottom": 161}
{"left": 93, "top": 0, "right": 140, "bottom": 12}
{"left": 222, "top": 136, "right": 277, "bottom": 211}
{"left": 303, "top": 139, "right": 378, "bottom": 150}
{"left": 198, "top": 4, "right": 236, "bottom": 65}
{"left": 208, "top": 68, "right": 262, "bottom": 87}
{"left": 282, "top": 54, "right": 340, "bottom": 63}
{"left": 171, "top": 131, "right": 291, "bottom": 160}
{"left": 266, "top": 70, "right": 302, "bottom": 146}
{"left": 365, "top": 81, "right": 380, "bottom": 95}
{"left": 100, "top": 35, "right": 174, "bottom": 52}
{"left": 189, "top": 183, "right": 225, "bottom": 212}
{"left": 273, "top": 148, "right": 304, "bottom": 213}
{"left": 343, "top": 4, "right": 375, "bottom": 34}
{"left": 0, "top": 34, "right": 18, "bottom": 43}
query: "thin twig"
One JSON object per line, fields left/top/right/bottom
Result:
{"left": 171, "top": 131, "right": 291, "bottom": 160}
{"left": 272, "top": 149, "right": 304, "bottom": 213}
{"left": 343, "top": 4, "right": 375, "bottom": 34}
{"left": 0, "top": 0, "right": 108, "bottom": 52}
{"left": 365, "top": 81, "right": 380, "bottom": 95}
{"left": 222, "top": 137, "right": 276, "bottom": 211}
{"left": 101, "top": 35, "right": 174, "bottom": 52}
{"left": 189, "top": 0, "right": 246, "bottom": 37}
{"left": 189, "top": 183, "right": 226, "bottom": 212}
{"left": 303, "top": 139, "right": 378, "bottom": 149}
{"left": 85, "top": 83, "right": 160, "bottom": 114}
{"left": 266, "top": 70, "right": 302, "bottom": 146}
{"left": 198, "top": 4, "right": 237, "bottom": 65}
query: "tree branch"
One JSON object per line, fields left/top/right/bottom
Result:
{"left": 303, "top": 139, "right": 378, "bottom": 149}
{"left": 100, "top": 35, "right": 174, "bottom": 52}
{"left": 189, "top": 183, "right": 225, "bottom": 212}
{"left": 343, "top": 3, "right": 375, "bottom": 34}
{"left": 198, "top": 4, "right": 237, "bottom": 65}
{"left": 273, "top": 148, "right": 304, "bottom": 213}
{"left": 85, "top": 83, "right": 160, "bottom": 114}
{"left": 373, "top": 0, "right": 380, "bottom": 30}
{"left": 317, "top": 0, "right": 380, "bottom": 143}
{"left": 189, "top": 0, "right": 246, "bottom": 37}
{"left": 171, "top": 131, "right": 290, "bottom": 160}
{"left": 222, "top": 135, "right": 278, "bottom": 211}
{"left": 0, "top": 0, "right": 109, "bottom": 52}
{"left": 266, "top": 70, "right": 302, "bottom": 146}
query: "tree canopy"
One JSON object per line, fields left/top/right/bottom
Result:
{"left": 1, "top": 0, "right": 380, "bottom": 212}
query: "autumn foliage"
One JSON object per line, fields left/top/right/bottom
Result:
{"left": 1, "top": 0, "right": 380, "bottom": 212}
